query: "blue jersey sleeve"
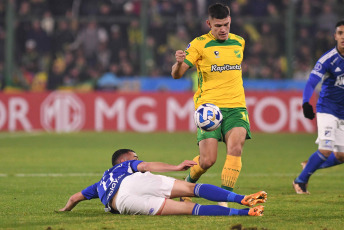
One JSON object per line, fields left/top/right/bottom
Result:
{"left": 130, "top": 160, "right": 144, "bottom": 172}
{"left": 81, "top": 183, "right": 99, "bottom": 200}
{"left": 303, "top": 74, "right": 321, "bottom": 103}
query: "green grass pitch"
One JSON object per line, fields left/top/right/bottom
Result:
{"left": 0, "top": 132, "right": 343, "bottom": 229}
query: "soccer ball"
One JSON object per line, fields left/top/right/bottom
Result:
{"left": 194, "top": 103, "right": 223, "bottom": 131}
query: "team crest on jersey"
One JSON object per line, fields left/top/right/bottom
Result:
{"left": 214, "top": 51, "right": 220, "bottom": 58}
{"left": 314, "top": 63, "right": 322, "bottom": 71}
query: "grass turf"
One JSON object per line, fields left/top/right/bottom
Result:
{"left": 0, "top": 132, "right": 343, "bottom": 229}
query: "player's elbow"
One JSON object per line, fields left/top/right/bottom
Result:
{"left": 71, "top": 192, "right": 85, "bottom": 203}
{"left": 137, "top": 162, "right": 149, "bottom": 172}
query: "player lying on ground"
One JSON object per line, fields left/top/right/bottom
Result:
{"left": 59, "top": 149, "right": 267, "bottom": 216}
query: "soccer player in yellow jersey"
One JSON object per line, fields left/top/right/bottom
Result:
{"left": 171, "top": 3, "right": 250, "bottom": 207}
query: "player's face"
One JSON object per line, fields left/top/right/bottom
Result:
{"left": 128, "top": 151, "right": 139, "bottom": 160}
{"left": 207, "top": 16, "right": 231, "bottom": 41}
{"left": 335, "top": 25, "right": 344, "bottom": 52}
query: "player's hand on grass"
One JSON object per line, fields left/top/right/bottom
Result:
{"left": 302, "top": 102, "right": 315, "bottom": 120}
{"left": 176, "top": 160, "right": 197, "bottom": 171}
{"left": 175, "top": 50, "right": 186, "bottom": 64}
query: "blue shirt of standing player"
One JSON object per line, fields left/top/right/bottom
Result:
{"left": 303, "top": 20, "right": 344, "bottom": 120}
{"left": 81, "top": 159, "right": 143, "bottom": 207}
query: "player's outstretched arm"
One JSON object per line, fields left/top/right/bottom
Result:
{"left": 59, "top": 192, "right": 87, "bottom": 211}
{"left": 302, "top": 74, "right": 321, "bottom": 120}
{"left": 137, "top": 160, "right": 197, "bottom": 173}
{"left": 171, "top": 50, "right": 189, "bottom": 79}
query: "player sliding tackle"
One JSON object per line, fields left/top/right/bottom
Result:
{"left": 60, "top": 149, "right": 267, "bottom": 216}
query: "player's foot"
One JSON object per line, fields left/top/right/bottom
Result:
{"left": 248, "top": 205, "right": 264, "bottom": 216}
{"left": 241, "top": 191, "right": 267, "bottom": 207}
{"left": 218, "top": 202, "right": 228, "bottom": 207}
{"left": 293, "top": 180, "right": 310, "bottom": 194}
{"left": 301, "top": 160, "right": 308, "bottom": 169}
{"left": 180, "top": 196, "right": 192, "bottom": 202}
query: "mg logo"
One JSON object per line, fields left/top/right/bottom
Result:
{"left": 41, "top": 92, "right": 85, "bottom": 132}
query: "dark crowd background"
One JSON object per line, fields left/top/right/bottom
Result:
{"left": 0, "top": 0, "right": 343, "bottom": 91}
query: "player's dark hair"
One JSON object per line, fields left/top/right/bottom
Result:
{"left": 335, "top": 19, "right": 344, "bottom": 28}
{"left": 112, "top": 149, "right": 135, "bottom": 166}
{"left": 208, "top": 3, "right": 230, "bottom": 19}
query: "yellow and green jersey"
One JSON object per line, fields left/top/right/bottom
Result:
{"left": 184, "top": 31, "right": 246, "bottom": 109}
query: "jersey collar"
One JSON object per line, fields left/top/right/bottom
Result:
{"left": 336, "top": 46, "right": 344, "bottom": 59}
{"left": 208, "top": 31, "right": 231, "bottom": 41}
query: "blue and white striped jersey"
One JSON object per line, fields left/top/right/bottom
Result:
{"left": 81, "top": 160, "right": 143, "bottom": 206}
{"left": 304, "top": 47, "right": 344, "bottom": 119}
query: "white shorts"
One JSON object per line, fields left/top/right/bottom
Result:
{"left": 316, "top": 113, "right": 344, "bottom": 152}
{"left": 115, "top": 172, "right": 176, "bottom": 215}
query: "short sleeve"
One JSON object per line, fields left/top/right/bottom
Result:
{"left": 81, "top": 183, "right": 99, "bottom": 200}
{"left": 130, "top": 160, "right": 144, "bottom": 172}
{"left": 184, "top": 39, "right": 201, "bottom": 68}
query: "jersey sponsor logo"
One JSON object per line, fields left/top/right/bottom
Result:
{"left": 106, "top": 173, "right": 125, "bottom": 200}
{"left": 211, "top": 64, "right": 241, "bottom": 72}
{"left": 334, "top": 75, "right": 344, "bottom": 88}
{"left": 335, "top": 67, "right": 342, "bottom": 72}
{"left": 314, "top": 63, "right": 322, "bottom": 71}
{"left": 214, "top": 51, "right": 220, "bottom": 58}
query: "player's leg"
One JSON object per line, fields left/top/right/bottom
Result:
{"left": 301, "top": 119, "right": 344, "bottom": 169}
{"left": 170, "top": 180, "right": 267, "bottom": 207}
{"left": 293, "top": 113, "right": 335, "bottom": 194}
{"left": 186, "top": 138, "right": 219, "bottom": 183}
{"left": 316, "top": 121, "right": 344, "bottom": 168}
{"left": 181, "top": 137, "right": 218, "bottom": 202}
{"left": 222, "top": 127, "right": 246, "bottom": 191}
{"left": 220, "top": 108, "right": 251, "bottom": 193}
{"left": 302, "top": 151, "right": 343, "bottom": 169}
{"left": 159, "top": 199, "right": 264, "bottom": 216}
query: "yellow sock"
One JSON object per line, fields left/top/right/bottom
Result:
{"left": 188, "top": 155, "right": 207, "bottom": 183}
{"left": 221, "top": 155, "right": 242, "bottom": 191}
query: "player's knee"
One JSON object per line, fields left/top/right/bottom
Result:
{"left": 334, "top": 151, "right": 344, "bottom": 162}
{"left": 228, "top": 145, "right": 243, "bottom": 156}
{"left": 199, "top": 157, "right": 216, "bottom": 169}
{"left": 319, "top": 149, "right": 332, "bottom": 157}
{"left": 318, "top": 140, "right": 334, "bottom": 156}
